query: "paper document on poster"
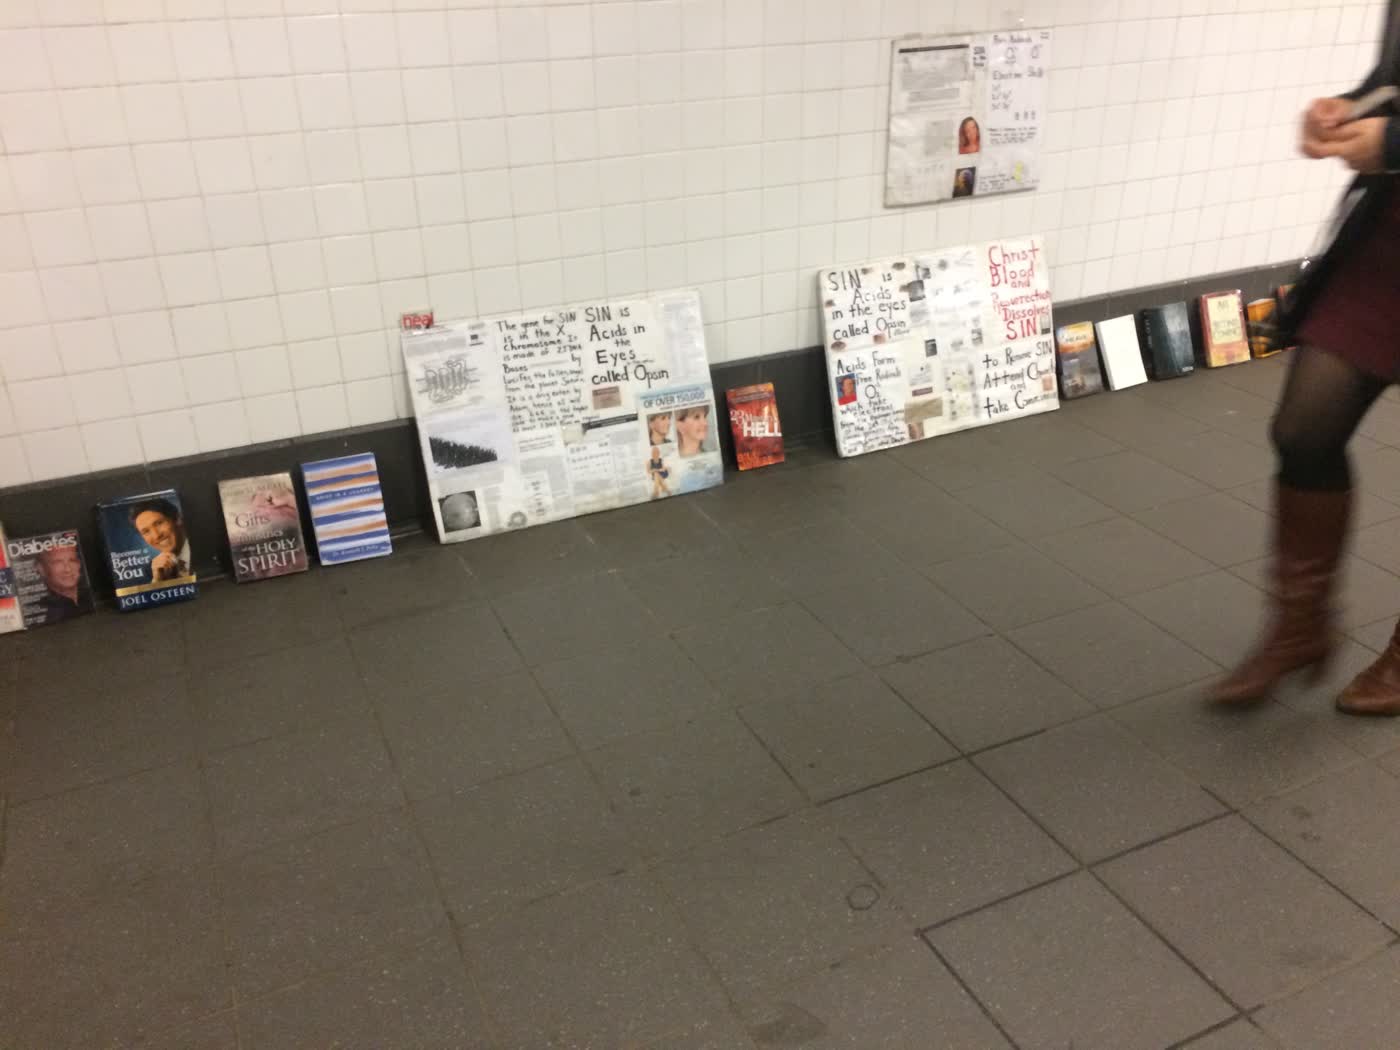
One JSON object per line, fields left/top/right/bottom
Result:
{"left": 818, "top": 237, "right": 1059, "bottom": 458}
{"left": 402, "top": 290, "right": 723, "bottom": 543}
{"left": 886, "top": 29, "right": 1051, "bottom": 206}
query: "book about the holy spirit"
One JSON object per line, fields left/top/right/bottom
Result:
{"left": 218, "top": 473, "right": 309, "bottom": 583}
{"left": 1198, "top": 290, "right": 1251, "bottom": 367}
{"left": 0, "top": 522, "right": 28, "bottom": 634}
{"left": 727, "top": 383, "right": 785, "bottom": 471}
{"left": 7, "top": 528, "right": 95, "bottom": 627}
{"left": 96, "top": 490, "right": 198, "bottom": 612}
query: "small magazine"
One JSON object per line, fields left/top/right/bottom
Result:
{"left": 96, "top": 490, "right": 198, "bottom": 612}
{"left": 1054, "top": 322, "right": 1105, "bottom": 399}
{"left": 7, "top": 528, "right": 95, "bottom": 627}
{"left": 0, "top": 522, "right": 28, "bottom": 634}
{"left": 1199, "top": 290, "right": 1251, "bottom": 367}
{"left": 1246, "top": 298, "right": 1282, "bottom": 359}
{"left": 218, "top": 473, "right": 309, "bottom": 583}
{"left": 301, "top": 452, "right": 393, "bottom": 565}
{"left": 727, "top": 383, "right": 785, "bottom": 470}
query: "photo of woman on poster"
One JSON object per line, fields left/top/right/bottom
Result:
{"left": 647, "top": 446, "right": 672, "bottom": 498}
{"left": 958, "top": 116, "right": 981, "bottom": 154}
{"left": 647, "top": 412, "right": 673, "bottom": 447}
{"left": 675, "top": 405, "right": 711, "bottom": 457}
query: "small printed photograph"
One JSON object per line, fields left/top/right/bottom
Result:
{"left": 673, "top": 403, "right": 714, "bottom": 458}
{"left": 438, "top": 490, "right": 481, "bottom": 532}
{"left": 958, "top": 116, "right": 981, "bottom": 154}
{"left": 836, "top": 373, "right": 858, "bottom": 405}
{"left": 906, "top": 279, "right": 926, "bottom": 302}
{"left": 953, "top": 167, "right": 977, "bottom": 198}
{"left": 924, "top": 338, "right": 939, "bottom": 357}
{"left": 646, "top": 445, "right": 673, "bottom": 499}
{"left": 646, "top": 411, "right": 673, "bottom": 447}
{"left": 592, "top": 385, "right": 622, "bottom": 410}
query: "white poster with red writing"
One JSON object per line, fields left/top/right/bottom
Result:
{"left": 818, "top": 236, "right": 1057, "bottom": 458}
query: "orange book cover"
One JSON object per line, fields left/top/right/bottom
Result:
{"left": 1246, "top": 298, "right": 1282, "bottom": 358}
{"left": 727, "top": 383, "right": 785, "bottom": 471}
{"left": 1199, "top": 290, "right": 1250, "bottom": 367}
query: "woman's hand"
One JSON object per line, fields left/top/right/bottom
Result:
{"left": 1311, "top": 117, "right": 1390, "bottom": 173}
{"left": 1301, "top": 96, "right": 1352, "bottom": 157}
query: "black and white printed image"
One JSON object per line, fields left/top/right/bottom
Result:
{"left": 425, "top": 411, "right": 513, "bottom": 476}
{"left": 438, "top": 491, "right": 481, "bottom": 532}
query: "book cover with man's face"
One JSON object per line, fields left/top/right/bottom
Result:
{"left": 97, "top": 490, "right": 198, "bottom": 612}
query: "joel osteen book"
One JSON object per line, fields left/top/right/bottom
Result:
{"left": 96, "top": 490, "right": 198, "bottom": 612}
{"left": 218, "top": 473, "right": 309, "bottom": 583}
{"left": 727, "top": 383, "right": 786, "bottom": 470}
{"left": 6, "top": 528, "right": 95, "bottom": 627}
{"left": 0, "top": 522, "right": 28, "bottom": 634}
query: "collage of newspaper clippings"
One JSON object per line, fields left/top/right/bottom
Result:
{"left": 401, "top": 292, "right": 723, "bottom": 543}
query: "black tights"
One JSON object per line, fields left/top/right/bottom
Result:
{"left": 1272, "top": 347, "right": 1389, "bottom": 491}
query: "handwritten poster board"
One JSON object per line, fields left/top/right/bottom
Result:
{"left": 818, "top": 236, "right": 1058, "bottom": 458}
{"left": 401, "top": 291, "right": 723, "bottom": 543}
{"left": 886, "top": 29, "right": 1050, "bottom": 206}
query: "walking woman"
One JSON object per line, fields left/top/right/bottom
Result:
{"left": 1213, "top": 4, "right": 1400, "bottom": 714}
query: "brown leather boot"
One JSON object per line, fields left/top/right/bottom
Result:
{"left": 1337, "top": 621, "right": 1400, "bottom": 715}
{"left": 1208, "top": 484, "right": 1351, "bottom": 705}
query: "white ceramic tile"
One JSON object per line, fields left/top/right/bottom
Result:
{"left": 205, "top": 192, "right": 267, "bottom": 248}
{"left": 109, "top": 22, "right": 178, "bottom": 83}
{"left": 295, "top": 382, "right": 349, "bottom": 432}
{"left": 192, "top": 398, "right": 251, "bottom": 451}
{"left": 288, "top": 336, "right": 343, "bottom": 388}
{"left": 169, "top": 20, "right": 237, "bottom": 81}
{"left": 81, "top": 417, "right": 144, "bottom": 471}
{"left": 170, "top": 303, "right": 233, "bottom": 358}
{"left": 136, "top": 408, "right": 198, "bottom": 462}
{"left": 244, "top": 391, "right": 299, "bottom": 442}
{"left": 0, "top": 436, "right": 30, "bottom": 487}
{"left": 132, "top": 142, "right": 202, "bottom": 200}
{"left": 22, "top": 426, "right": 89, "bottom": 481}
{"left": 0, "top": 91, "right": 69, "bottom": 153}
{"left": 69, "top": 367, "right": 133, "bottom": 422}
{"left": 53, "top": 317, "right": 119, "bottom": 372}
{"left": 181, "top": 80, "right": 246, "bottom": 138}
{"left": 225, "top": 296, "right": 285, "bottom": 348}
{"left": 112, "top": 308, "right": 177, "bottom": 364}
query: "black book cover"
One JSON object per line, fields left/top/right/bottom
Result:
{"left": 1140, "top": 302, "right": 1195, "bottom": 380}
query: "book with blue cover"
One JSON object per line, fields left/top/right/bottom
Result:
{"left": 96, "top": 490, "right": 198, "bottom": 612}
{"left": 301, "top": 452, "right": 393, "bottom": 565}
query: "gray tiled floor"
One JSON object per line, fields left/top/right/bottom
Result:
{"left": 6, "top": 354, "right": 1400, "bottom": 1047}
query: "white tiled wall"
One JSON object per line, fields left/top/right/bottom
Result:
{"left": 0, "top": 0, "right": 1383, "bottom": 485}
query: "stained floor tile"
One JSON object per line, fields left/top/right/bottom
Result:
{"left": 975, "top": 715, "right": 1225, "bottom": 863}
{"left": 740, "top": 671, "right": 955, "bottom": 801}
{"left": 1098, "top": 817, "right": 1390, "bottom": 1008}
{"left": 829, "top": 761, "right": 1075, "bottom": 928}
{"left": 929, "top": 872, "right": 1232, "bottom": 1050}
{"left": 587, "top": 711, "right": 804, "bottom": 859}
{"left": 468, "top": 874, "right": 726, "bottom": 1049}
{"left": 881, "top": 635, "right": 1094, "bottom": 752}
{"left": 1255, "top": 947, "right": 1400, "bottom": 1050}
{"left": 656, "top": 812, "right": 904, "bottom": 998}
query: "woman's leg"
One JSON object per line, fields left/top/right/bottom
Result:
{"left": 1210, "top": 346, "right": 1384, "bottom": 704}
{"left": 1271, "top": 346, "right": 1387, "bottom": 491}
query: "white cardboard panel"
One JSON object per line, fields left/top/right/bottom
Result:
{"left": 402, "top": 290, "right": 723, "bottom": 543}
{"left": 886, "top": 29, "right": 1051, "bottom": 207}
{"left": 818, "top": 236, "right": 1058, "bottom": 459}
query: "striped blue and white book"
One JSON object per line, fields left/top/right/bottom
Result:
{"left": 300, "top": 452, "right": 393, "bottom": 565}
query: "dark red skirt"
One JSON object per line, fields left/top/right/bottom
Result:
{"left": 1298, "top": 192, "right": 1400, "bottom": 381}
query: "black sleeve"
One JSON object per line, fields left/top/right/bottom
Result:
{"left": 1386, "top": 116, "right": 1400, "bottom": 171}
{"left": 1342, "top": 66, "right": 1385, "bottom": 101}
